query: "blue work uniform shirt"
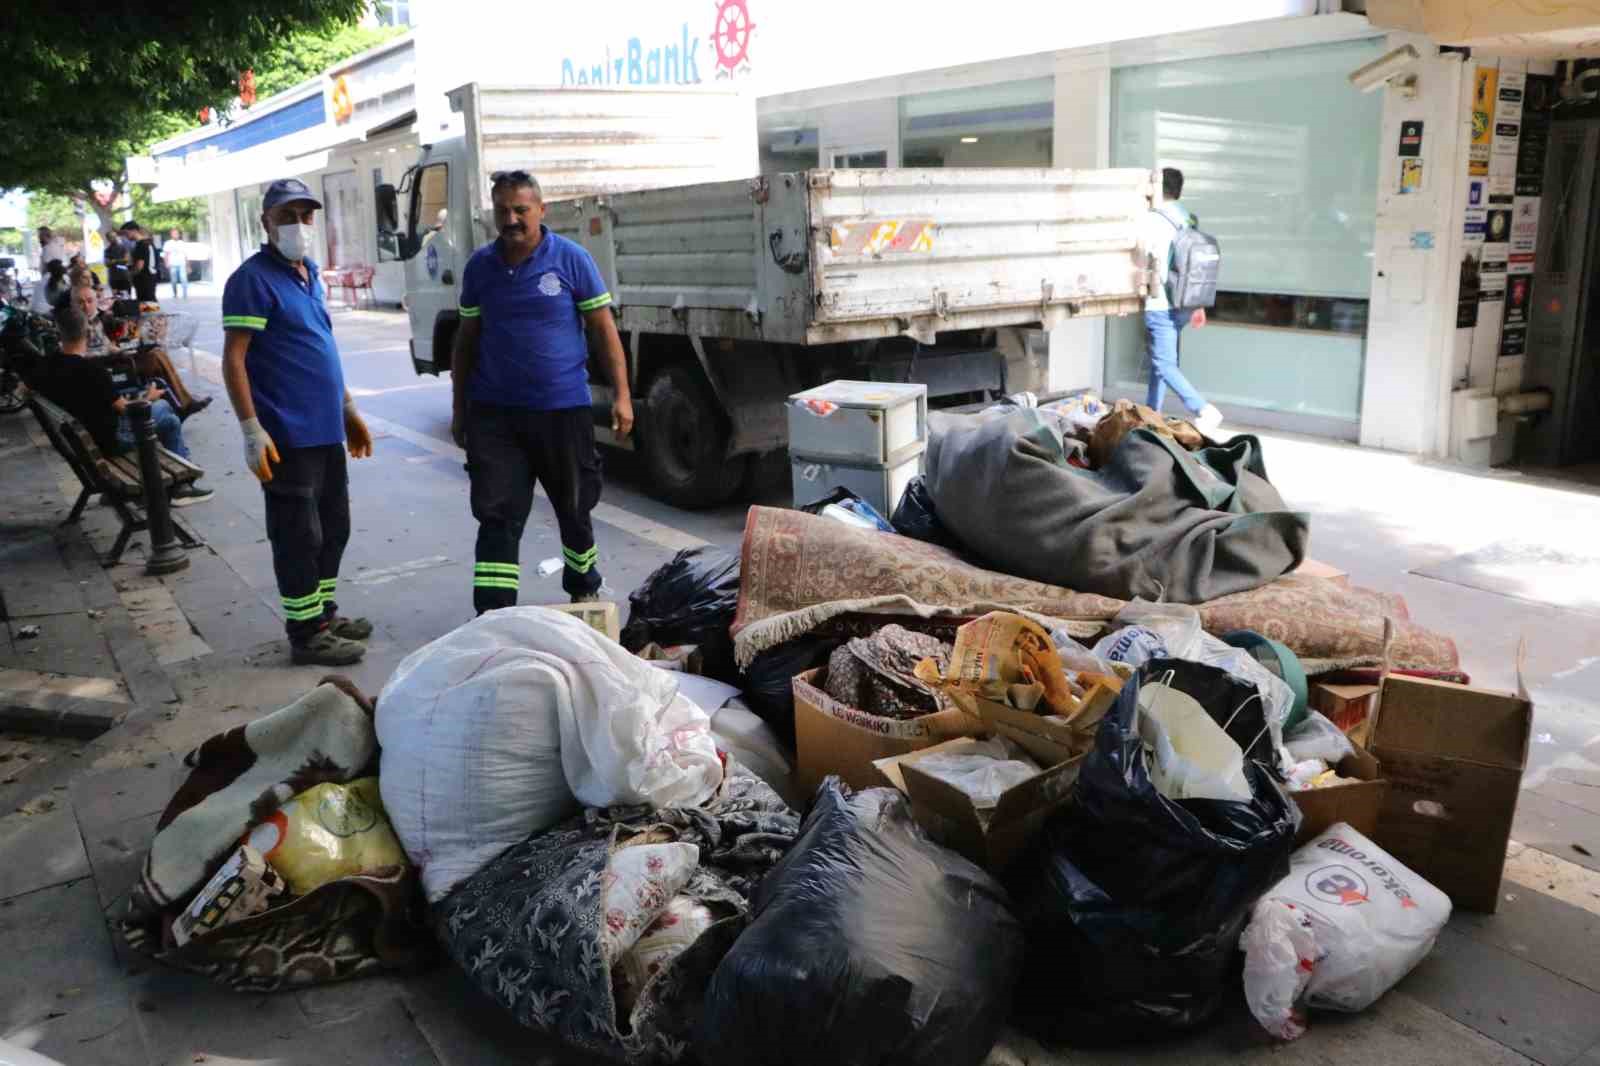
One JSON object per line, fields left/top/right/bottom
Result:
{"left": 221, "top": 245, "right": 346, "bottom": 448}
{"left": 457, "top": 227, "right": 612, "bottom": 411}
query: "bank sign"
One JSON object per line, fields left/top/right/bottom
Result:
{"left": 560, "top": 0, "right": 754, "bottom": 87}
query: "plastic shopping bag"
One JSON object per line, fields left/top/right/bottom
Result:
{"left": 1136, "top": 679, "right": 1252, "bottom": 803}
{"left": 243, "top": 778, "right": 406, "bottom": 895}
{"left": 1241, "top": 823, "right": 1452, "bottom": 1040}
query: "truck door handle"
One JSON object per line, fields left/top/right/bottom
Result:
{"left": 441, "top": 269, "right": 454, "bottom": 285}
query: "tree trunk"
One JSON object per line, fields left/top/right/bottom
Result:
{"left": 82, "top": 187, "right": 116, "bottom": 236}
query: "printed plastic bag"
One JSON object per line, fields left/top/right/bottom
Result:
{"left": 621, "top": 547, "right": 741, "bottom": 683}
{"left": 378, "top": 607, "right": 724, "bottom": 902}
{"left": 1007, "top": 668, "right": 1300, "bottom": 1042}
{"left": 801, "top": 487, "right": 896, "bottom": 533}
{"left": 916, "top": 611, "right": 1077, "bottom": 716}
{"left": 243, "top": 778, "right": 405, "bottom": 895}
{"left": 698, "top": 781, "right": 1024, "bottom": 1066}
{"left": 1241, "top": 823, "right": 1452, "bottom": 1040}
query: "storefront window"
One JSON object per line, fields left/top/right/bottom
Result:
{"left": 1104, "top": 38, "right": 1384, "bottom": 427}
{"left": 236, "top": 187, "right": 265, "bottom": 253}
{"left": 899, "top": 77, "right": 1053, "bottom": 168}
{"left": 375, "top": 166, "right": 399, "bottom": 263}
{"left": 322, "top": 170, "right": 363, "bottom": 268}
{"left": 759, "top": 118, "right": 818, "bottom": 174}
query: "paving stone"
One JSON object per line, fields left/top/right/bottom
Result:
{"left": 398, "top": 967, "right": 593, "bottom": 1066}
{"left": 0, "top": 805, "right": 90, "bottom": 900}
{"left": 2, "top": 613, "right": 119, "bottom": 681}
{"left": 1401, "top": 926, "right": 1600, "bottom": 1065}
{"left": 181, "top": 599, "right": 284, "bottom": 657}
{"left": 0, "top": 879, "right": 124, "bottom": 1036}
{"left": 1515, "top": 791, "right": 1600, "bottom": 876}
{"left": 0, "top": 985, "right": 147, "bottom": 1066}
{"left": 70, "top": 755, "right": 183, "bottom": 837}
{"left": 986, "top": 990, "right": 1535, "bottom": 1066}
{"left": 82, "top": 810, "right": 161, "bottom": 912}
{"left": 1453, "top": 872, "right": 1600, "bottom": 995}
{"left": 135, "top": 974, "right": 437, "bottom": 1066}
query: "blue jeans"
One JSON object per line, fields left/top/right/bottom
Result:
{"left": 1143, "top": 308, "right": 1207, "bottom": 415}
{"left": 168, "top": 263, "right": 188, "bottom": 300}
{"left": 116, "top": 398, "right": 189, "bottom": 459}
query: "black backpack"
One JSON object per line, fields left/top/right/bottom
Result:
{"left": 1163, "top": 212, "right": 1221, "bottom": 309}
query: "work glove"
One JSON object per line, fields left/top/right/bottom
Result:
{"left": 240, "top": 417, "right": 279, "bottom": 483}
{"left": 344, "top": 398, "right": 373, "bottom": 459}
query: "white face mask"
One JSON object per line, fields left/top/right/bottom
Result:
{"left": 271, "top": 221, "right": 315, "bottom": 261}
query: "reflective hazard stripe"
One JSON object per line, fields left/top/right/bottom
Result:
{"left": 472, "top": 576, "right": 519, "bottom": 590}
{"left": 317, "top": 578, "right": 337, "bottom": 602}
{"left": 563, "top": 546, "right": 598, "bottom": 574}
{"left": 474, "top": 562, "right": 519, "bottom": 575}
{"left": 474, "top": 561, "right": 520, "bottom": 591}
{"left": 222, "top": 315, "right": 267, "bottom": 330}
{"left": 576, "top": 293, "right": 612, "bottom": 312}
{"left": 458, "top": 305, "right": 482, "bottom": 319}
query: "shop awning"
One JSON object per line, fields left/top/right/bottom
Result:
{"left": 285, "top": 109, "right": 418, "bottom": 162}
{"left": 1366, "top": 0, "right": 1600, "bottom": 57}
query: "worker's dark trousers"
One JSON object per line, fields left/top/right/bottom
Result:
{"left": 467, "top": 403, "right": 603, "bottom": 613}
{"left": 263, "top": 444, "right": 351, "bottom": 643}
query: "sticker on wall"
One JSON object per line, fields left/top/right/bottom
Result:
{"left": 1399, "top": 158, "right": 1424, "bottom": 194}
{"left": 1464, "top": 209, "right": 1488, "bottom": 243}
{"left": 1487, "top": 173, "right": 1514, "bottom": 205}
{"left": 1469, "top": 67, "right": 1497, "bottom": 177}
{"left": 1509, "top": 196, "right": 1540, "bottom": 259}
{"left": 1478, "top": 252, "right": 1507, "bottom": 303}
{"left": 1467, "top": 178, "right": 1486, "bottom": 207}
{"left": 1499, "top": 275, "right": 1532, "bottom": 356}
{"left": 1397, "top": 120, "right": 1424, "bottom": 157}
{"left": 1410, "top": 229, "right": 1435, "bottom": 250}
{"left": 1492, "top": 120, "right": 1521, "bottom": 159}
{"left": 1496, "top": 71, "right": 1526, "bottom": 124}
{"left": 1485, "top": 209, "right": 1512, "bottom": 246}
{"left": 1458, "top": 246, "right": 1481, "bottom": 327}
{"left": 1516, "top": 74, "right": 1555, "bottom": 197}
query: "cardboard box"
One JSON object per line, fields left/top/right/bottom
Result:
{"left": 1290, "top": 745, "right": 1386, "bottom": 844}
{"left": 1369, "top": 675, "right": 1532, "bottom": 913}
{"left": 549, "top": 601, "right": 621, "bottom": 643}
{"left": 172, "top": 845, "right": 286, "bottom": 947}
{"left": 875, "top": 737, "right": 1085, "bottom": 872}
{"left": 792, "top": 669, "right": 985, "bottom": 795}
{"left": 1311, "top": 682, "right": 1381, "bottom": 745}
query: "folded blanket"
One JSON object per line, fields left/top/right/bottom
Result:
{"left": 129, "top": 677, "right": 378, "bottom": 918}
{"left": 926, "top": 411, "right": 1308, "bottom": 602}
{"left": 733, "top": 507, "right": 1458, "bottom": 676}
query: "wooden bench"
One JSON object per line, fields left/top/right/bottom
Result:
{"left": 27, "top": 391, "right": 204, "bottom": 567}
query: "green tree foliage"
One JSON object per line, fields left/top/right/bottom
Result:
{"left": 0, "top": 0, "right": 370, "bottom": 231}
{"left": 25, "top": 191, "right": 83, "bottom": 235}
{"left": 252, "top": 24, "right": 406, "bottom": 100}
{"left": 129, "top": 187, "right": 205, "bottom": 241}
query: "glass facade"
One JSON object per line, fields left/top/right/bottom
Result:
{"left": 900, "top": 77, "right": 1053, "bottom": 168}
{"left": 1105, "top": 38, "right": 1385, "bottom": 425}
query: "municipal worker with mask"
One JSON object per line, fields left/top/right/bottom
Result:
{"left": 220, "top": 178, "right": 375, "bottom": 666}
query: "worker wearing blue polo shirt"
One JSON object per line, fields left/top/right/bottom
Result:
{"left": 220, "top": 178, "right": 375, "bottom": 666}
{"left": 450, "top": 170, "right": 633, "bottom": 612}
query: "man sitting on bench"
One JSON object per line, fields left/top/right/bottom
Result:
{"left": 34, "top": 304, "right": 213, "bottom": 506}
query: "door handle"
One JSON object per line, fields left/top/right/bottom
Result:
{"left": 441, "top": 269, "right": 454, "bottom": 285}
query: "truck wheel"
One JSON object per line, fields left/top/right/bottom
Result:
{"left": 639, "top": 364, "right": 747, "bottom": 508}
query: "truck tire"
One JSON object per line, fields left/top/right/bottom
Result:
{"left": 638, "top": 364, "right": 747, "bottom": 508}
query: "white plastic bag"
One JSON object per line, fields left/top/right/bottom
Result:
{"left": 1136, "top": 679, "right": 1252, "bottom": 802}
{"left": 1285, "top": 710, "right": 1356, "bottom": 764}
{"left": 1241, "top": 823, "right": 1452, "bottom": 1041}
{"left": 378, "top": 607, "right": 724, "bottom": 902}
{"left": 910, "top": 738, "right": 1040, "bottom": 808}
{"left": 1104, "top": 599, "right": 1296, "bottom": 762}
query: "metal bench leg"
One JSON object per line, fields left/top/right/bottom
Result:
{"left": 64, "top": 485, "right": 93, "bottom": 524}
{"left": 104, "top": 521, "right": 137, "bottom": 568}
{"left": 171, "top": 512, "right": 202, "bottom": 549}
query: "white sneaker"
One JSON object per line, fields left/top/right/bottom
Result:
{"left": 1194, "top": 404, "right": 1225, "bottom": 436}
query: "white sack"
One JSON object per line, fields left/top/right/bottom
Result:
{"left": 1241, "top": 823, "right": 1451, "bottom": 1040}
{"left": 378, "top": 607, "right": 724, "bottom": 902}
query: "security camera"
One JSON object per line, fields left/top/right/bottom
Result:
{"left": 1348, "top": 45, "right": 1421, "bottom": 95}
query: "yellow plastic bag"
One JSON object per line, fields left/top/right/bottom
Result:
{"left": 242, "top": 778, "right": 406, "bottom": 895}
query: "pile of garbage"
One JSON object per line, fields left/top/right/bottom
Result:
{"left": 115, "top": 392, "right": 1531, "bottom": 1064}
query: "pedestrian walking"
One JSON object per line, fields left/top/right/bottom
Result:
{"left": 220, "top": 178, "right": 376, "bottom": 666}
{"left": 127, "top": 222, "right": 160, "bottom": 303}
{"left": 104, "top": 227, "right": 132, "bottom": 296}
{"left": 450, "top": 169, "right": 633, "bottom": 613}
{"left": 1141, "top": 167, "right": 1223, "bottom": 434}
{"left": 164, "top": 229, "right": 189, "bottom": 300}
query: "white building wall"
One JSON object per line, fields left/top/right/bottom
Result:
{"left": 1048, "top": 56, "right": 1112, "bottom": 394}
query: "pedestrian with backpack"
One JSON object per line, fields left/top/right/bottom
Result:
{"left": 1141, "top": 167, "right": 1223, "bottom": 435}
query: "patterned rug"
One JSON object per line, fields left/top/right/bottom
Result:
{"left": 732, "top": 507, "right": 1459, "bottom": 676}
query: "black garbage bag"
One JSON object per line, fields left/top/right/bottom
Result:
{"left": 1141, "top": 657, "right": 1277, "bottom": 767}
{"left": 1007, "top": 669, "right": 1300, "bottom": 1043}
{"left": 698, "top": 780, "right": 1025, "bottom": 1066}
{"left": 889, "top": 475, "right": 962, "bottom": 550}
{"left": 621, "top": 547, "right": 741, "bottom": 683}
{"left": 738, "top": 635, "right": 843, "bottom": 748}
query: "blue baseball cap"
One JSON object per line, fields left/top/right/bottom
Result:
{"left": 262, "top": 178, "right": 322, "bottom": 212}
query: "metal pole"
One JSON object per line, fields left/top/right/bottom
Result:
{"left": 125, "top": 399, "right": 189, "bottom": 575}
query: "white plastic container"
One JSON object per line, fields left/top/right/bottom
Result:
{"left": 790, "top": 443, "right": 925, "bottom": 516}
{"left": 787, "top": 381, "right": 928, "bottom": 464}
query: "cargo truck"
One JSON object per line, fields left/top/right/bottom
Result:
{"left": 381, "top": 82, "right": 1156, "bottom": 506}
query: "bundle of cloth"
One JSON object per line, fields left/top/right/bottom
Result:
{"left": 922, "top": 408, "right": 1308, "bottom": 604}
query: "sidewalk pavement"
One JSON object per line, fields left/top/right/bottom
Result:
{"left": 2, "top": 351, "right": 1599, "bottom": 1065}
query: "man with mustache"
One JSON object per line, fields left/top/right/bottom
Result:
{"left": 450, "top": 170, "right": 632, "bottom": 612}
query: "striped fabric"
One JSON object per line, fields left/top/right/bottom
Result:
{"left": 221, "top": 314, "right": 268, "bottom": 330}
{"left": 318, "top": 578, "right": 337, "bottom": 604}
{"left": 575, "top": 293, "right": 612, "bottom": 312}
{"left": 563, "top": 545, "right": 598, "bottom": 575}
{"left": 473, "top": 561, "right": 519, "bottom": 590}
{"left": 281, "top": 590, "right": 324, "bottom": 622}
{"left": 458, "top": 305, "right": 481, "bottom": 319}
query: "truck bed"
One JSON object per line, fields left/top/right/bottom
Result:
{"left": 554, "top": 166, "right": 1157, "bottom": 346}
